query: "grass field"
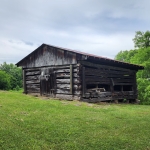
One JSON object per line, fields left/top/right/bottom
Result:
{"left": 0, "top": 91, "right": 150, "bottom": 150}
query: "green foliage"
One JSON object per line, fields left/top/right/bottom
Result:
{"left": 0, "top": 62, "right": 22, "bottom": 90}
{"left": 115, "top": 46, "right": 150, "bottom": 104}
{"left": 115, "top": 50, "right": 137, "bottom": 63}
{"left": 137, "top": 78, "right": 150, "bottom": 104}
{"left": 133, "top": 30, "right": 150, "bottom": 48}
{"left": 0, "top": 70, "right": 11, "bottom": 90}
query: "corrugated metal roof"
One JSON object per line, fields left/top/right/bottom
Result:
{"left": 16, "top": 43, "right": 144, "bottom": 70}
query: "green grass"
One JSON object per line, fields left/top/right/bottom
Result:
{"left": 0, "top": 91, "right": 150, "bottom": 150}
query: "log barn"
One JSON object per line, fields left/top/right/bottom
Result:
{"left": 16, "top": 43, "right": 144, "bottom": 103}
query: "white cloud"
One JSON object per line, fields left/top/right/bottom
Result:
{"left": 0, "top": 38, "right": 37, "bottom": 64}
{"left": 0, "top": 0, "right": 150, "bottom": 64}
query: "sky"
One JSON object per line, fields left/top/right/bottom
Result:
{"left": 0, "top": 0, "right": 150, "bottom": 64}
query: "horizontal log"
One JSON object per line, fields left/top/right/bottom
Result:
{"left": 57, "top": 84, "right": 82, "bottom": 90}
{"left": 56, "top": 79, "right": 81, "bottom": 84}
{"left": 85, "top": 76, "right": 134, "bottom": 81}
{"left": 24, "top": 64, "right": 78, "bottom": 70}
{"left": 85, "top": 77, "right": 110, "bottom": 83}
{"left": 83, "top": 92, "right": 112, "bottom": 98}
{"left": 24, "top": 68, "right": 40, "bottom": 71}
{"left": 26, "top": 84, "right": 40, "bottom": 88}
{"left": 27, "top": 87, "right": 40, "bottom": 91}
{"left": 56, "top": 73, "right": 79, "bottom": 78}
{"left": 26, "top": 80, "right": 40, "bottom": 84}
{"left": 53, "top": 64, "right": 78, "bottom": 69}
{"left": 80, "top": 61, "right": 135, "bottom": 72}
{"left": 114, "top": 83, "right": 134, "bottom": 85}
{"left": 86, "top": 81, "right": 109, "bottom": 85}
{"left": 85, "top": 74, "right": 134, "bottom": 79}
{"left": 55, "top": 94, "right": 80, "bottom": 100}
{"left": 54, "top": 68, "right": 77, "bottom": 73}
{"left": 108, "top": 76, "right": 133, "bottom": 79}
{"left": 113, "top": 79, "right": 133, "bottom": 83}
{"left": 26, "top": 89, "right": 40, "bottom": 93}
{"left": 56, "top": 89, "right": 81, "bottom": 95}
{"left": 90, "top": 97, "right": 112, "bottom": 102}
{"left": 85, "top": 69, "right": 134, "bottom": 76}
{"left": 116, "top": 91, "right": 134, "bottom": 95}
{"left": 85, "top": 78, "right": 134, "bottom": 85}
{"left": 26, "top": 71, "right": 41, "bottom": 76}
{"left": 81, "top": 97, "right": 112, "bottom": 102}
{"left": 85, "top": 67, "right": 131, "bottom": 72}
{"left": 83, "top": 91, "right": 135, "bottom": 98}
{"left": 26, "top": 76, "right": 39, "bottom": 81}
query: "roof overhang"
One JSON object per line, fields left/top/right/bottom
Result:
{"left": 16, "top": 43, "right": 144, "bottom": 71}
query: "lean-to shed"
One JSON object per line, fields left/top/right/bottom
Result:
{"left": 16, "top": 43, "right": 144, "bottom": 103}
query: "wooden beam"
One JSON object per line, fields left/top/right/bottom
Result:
{"left": 56, "top": 78, "right": 81, "bottom": 84}
{"left": 82, "top": 66, "right": 86, "bottom": 97}
{"left": 23, "top": 64, "right": 78, "bottom": 70}
{"left": 23, "top": 69, "right": 27, "bottom": 94}
{"left": 70, "top": 65, "right": 73, "bottom": 94}
{"left": 79, "top": 60, "right": 135, "bottom": 72}
{"left": 133, "top": 71, "right": 137, "bottom": 99}
{"left": 53, "top": 72, "right": 56, "bottom": 94}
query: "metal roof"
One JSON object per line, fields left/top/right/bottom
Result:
{"left": 16, "top": 43, "right": 144, "bottom": 70}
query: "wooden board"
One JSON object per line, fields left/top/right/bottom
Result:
{"left": 26, "top": 80, "right": 40, "bottom": 84}
{"left": 57, "top": 84, "right": 81, "bottom": 90}
{"left": 56, "top": 89, "right": 81, "bottom": 95}
{"left": 26, "top": 71, "right": 41, "bottom": 76}
{"left": 80, "top": 60, "right": 135, "bottom": 72}
{"left": 56, "top": 73, "right": 79, "bottom": 78}
{"left": 26, "top": 76, "right": 39, "bottom": 81}
{"left": 56, "top": 79, "right": 81, "bottom": 84}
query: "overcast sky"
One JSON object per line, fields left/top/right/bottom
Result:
{"left": 0, "top": 0, "right": 150, "bottom": 64}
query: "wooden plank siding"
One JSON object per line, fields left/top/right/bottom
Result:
{"left": 79, "top": 61, "right": 137, "bottom": 102}
{"left": 18, "top": 45, "right": 79, "bottom": 68}
{"left": 23, "top": 64, "right": 82, "bottom": 98}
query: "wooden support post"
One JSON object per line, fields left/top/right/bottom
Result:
{"left": 82, "top": 66, "right": 85, "bottom": 97}
{"left": 53, "top": 72, "right": 56, "bottom": 96}
{"left": 121, "top": 85, "right": 123, "bottom": 92}
{"left": 133, "top": 71, "right": 137, "bottom": 99}
{"left": 23, "top": 69, "right": 27, "bottom": 94}
{"left": 70, "top": 65, "right": 73, "bottom": 94}
{"left": 40, "top": 80, "right": 42, "bottom": 96}
{"left": 110, "top": 78, "right": 114, "bottom": 92}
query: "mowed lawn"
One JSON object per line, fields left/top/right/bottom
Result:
{"left": 0, "top": 91, "right": 150, "bottom": 150}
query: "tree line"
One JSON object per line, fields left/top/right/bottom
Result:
{"left": 115, "top": 30, "right": 150, "bottom": 104}
{"left": 0, "top": 62, "right": 22, "bottom": 90}
{"left": 0, "top": 31, "right": 150, "bottom": 104}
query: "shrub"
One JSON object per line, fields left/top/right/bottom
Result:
{"left": 0, "top": 70, "right": 11, "bottom": 90}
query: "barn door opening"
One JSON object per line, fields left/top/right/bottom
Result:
{"left": 40, "top": 68, "right": 55, "bottom": 96}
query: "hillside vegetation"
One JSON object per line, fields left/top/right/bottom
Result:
{"left": 0, "top": 62, "right": 22, "bottom": 90}
{"left": 115, "top": 47, "right": 150, "bottom": 104}
{"left": 115, "top": 31, "right": 150, "bottom": 104}
{"left": 0, "top": 91, "right": 150, "bottom": 150}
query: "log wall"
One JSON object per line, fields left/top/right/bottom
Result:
{"left": 23, "top": 64, "right": 82, "bottom": 99}
{"left": 80, "top": 61, "right": 137, "bottom": 103}
{"left": 23, "top": 61, "right": 138, "bottom": 103}
{"left": 24, "top": 68, "right": 41, "bottom": 94}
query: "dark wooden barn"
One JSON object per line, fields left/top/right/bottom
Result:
{"left": 16, "top": 43, "right": 144, "bottom": 103}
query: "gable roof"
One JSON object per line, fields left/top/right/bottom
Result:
{"left": 16, "top": 43, "right": 144, "bottom": 70}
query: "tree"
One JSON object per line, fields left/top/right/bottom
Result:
{"left": 133, "top": 31, "right": 150, "bottom": 48}
{"left": 115, "top": 49, "right": 137, "bottom": 63}
{"left": 0, "top": 62, "right": 22, "bottom": 89}
{"left": 115, "top": 38, "right": 150, "bottom": 104}
{"left": 0, "top": 70, "right": 11, "bottom": 90}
